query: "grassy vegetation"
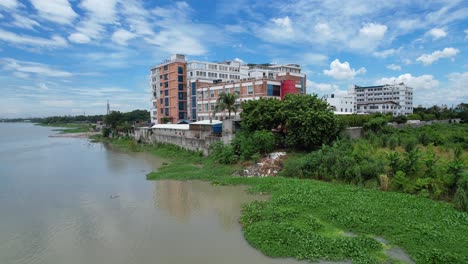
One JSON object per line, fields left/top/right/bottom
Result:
{"left": 91, "top": 137, "right": 468, "bottom": 264}
{"left": 39, "top": 122, "right": 91, "bottom": 134}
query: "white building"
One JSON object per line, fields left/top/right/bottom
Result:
{"left": 352, "top": 83, "right": 413, "bottom": 116}
{"left": 324, "top": 93, "right": 356, "bottom": 114}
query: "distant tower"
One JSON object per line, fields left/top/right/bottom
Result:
{"left": 107, "top": 100, "right": 110, "bottom": 115}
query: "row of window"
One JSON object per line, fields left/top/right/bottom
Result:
{"left": 190, "top": 71, "right": 240, "bottom": 79}
{"left": 197, "top": 102, "right": 240, "bottom": 112}
{"left": 197, "top": 86, "right": 255, "bottom": 99}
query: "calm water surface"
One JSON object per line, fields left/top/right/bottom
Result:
{"left": 0, "top": 123, "right": 305, "bottom": 264}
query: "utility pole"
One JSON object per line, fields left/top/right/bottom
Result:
{"left": 107, "top": 100, "right": 110, "bottom": 115}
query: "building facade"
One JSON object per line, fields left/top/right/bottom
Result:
{"left": 196, "top": 73, "right": 304, "bottom": 120}
{"left": 150, "top": 55, "right": 307, "bottom": 124}
{"left": 323, "top": 93, "right": 356, "bottom": 114}
{"left": 351, "top": 83, "right": 414, "bottom": 116}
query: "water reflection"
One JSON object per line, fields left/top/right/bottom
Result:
{"left": 154, "top": 180, "right": 266, "bottom": 229}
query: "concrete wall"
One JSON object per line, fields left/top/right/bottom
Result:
{"left": 134, "top": 127, "right": 222, "bottom": 156}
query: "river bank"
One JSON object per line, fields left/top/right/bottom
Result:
{"left": 98, "top": 137, "right": 468, "bottom": 264}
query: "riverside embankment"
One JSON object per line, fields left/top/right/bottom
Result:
{"left": 94, "top": 137, "right": 468, "bottom": 264}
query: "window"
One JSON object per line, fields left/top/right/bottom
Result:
{"left": 267, "top": 84, "right": 280, "bottom": 96}
{"left": 178, "top": 92, "right": 185, "bottom": 100}
{"left": 164, "top": 82, "right": 168, "bottom": 88}
{"left": 210, "top": 103, "right": 214, "bottom": 111}
{"left": 164, "top": 74, "right": 168, "bottom": 80}
{"left": 208, "top": 64, "right": 217, "bottom": 70}
{"left": 234, "top": 86, "right": 240, "bottom": 94}
{"left": 165, "top": 108, "right": 169, "bottom": 116}
{"left": 178, "top": 75, "right": 184, "bottom": 82}
{"left": 197, "top": 104, "right": 201, "bottom": 111}
{"left": 160, "top": 108, "right": 163, "bottom": 114}
{"left": 164, "top": 90, "right": 169, "bottom": 96}
{"left": 247, "top": 85, "right": 253, "bottom": 94}
{"left": 210, "top": 89, "right": 214, "bottom": 97}
{"left": 163, "top": 65, "right": 168, "bottom": 71}
{"left": 178, "top": 67, "right": 183, "bottom": 74}
{"left": 160, "top": 98, "right": 163, "bottom": 104}
{"left": 178, "top": 84, "right": 184, "bottom": 91}
{"left": 191, "top": 82, "right": 196, "bottom": 96}
{"left": 204, "top": 103, "right": 208, "bottom": 111}
{"left": 179, "top": 112, "right": 185, "bottom": 120}
{"left": 164, "top": 98, "right": 169, "bottom": 106}
{"left": 179, "top": 102, "right": 185, "bottom": 110}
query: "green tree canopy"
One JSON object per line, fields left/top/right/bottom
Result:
{"left": 240, "top": 98, "right": 283, "bottom": 131}
{"left": 281, "top": 94, "right": 340, "bottom": 150}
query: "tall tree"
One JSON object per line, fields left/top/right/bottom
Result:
{"left": 214, "top": 92, "right": 239, "bottom": 119}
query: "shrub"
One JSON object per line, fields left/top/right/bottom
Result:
{"left": 363, "top": 117, "right": 389, "bottom": 134}
{"left": 453, "top": 173, "right": 468, "bottom": 212}
{"left": 209, "top": 142, "right": 238, "bottom": 164}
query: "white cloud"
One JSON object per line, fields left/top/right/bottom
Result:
{"left": 376, "top": 73, "right": 439, "bottom": 90}
{"left": 0, "top": 0, "right": 18, "bottom": 9}
{"left": 70, "top": 0, "right": 117, "bottom": 42}
{"left": 1, "top": 58, "right": 72, "bottom": 77}
{"left": 233, "top": 58, "right": 244, "bottom": 64}
{"left": 349, "top": 23, "right": 387, "bottom": 50}
{"left": 0, "top": 29, "right": 67, "bottom": 48}
{"left": 373, "top": 48, "right": 399, "bottom": 58}
{"left": 30, "top": 0, "right": 78, "bottom": 24}
{"left": 272, "top": 16, "right": 293, "bottom": 33}
{"left": 323, "top": 59, "right": 366, "bottom": 80}
{"left": 80, "top": 0, "right": 117, "bottom": 22}
{"left": 416, "top": 47, "right": 460, "bottom": 65}
{"left": 111, "top": 29, "right": 136, "bottom": 46}
{"left": 386, "top": 64, "right": 401, "bottom": 71}
{"left": 68, "top": 33, "right": 91, "bottom": 44}
{"left": 427, "top": 28, "right": 447, "bottom": 39}
{"left": 11, "top": 14, "right": 40, "bottom": 30}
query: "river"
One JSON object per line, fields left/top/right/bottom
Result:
{"left": 0, "top": 123, "right": 306, "bottom": 264}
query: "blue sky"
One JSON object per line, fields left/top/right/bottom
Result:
{"left": 0, "top": 0, "right": 466, "bottom": 118}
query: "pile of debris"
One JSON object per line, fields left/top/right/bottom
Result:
{"left": 237, "top": 152, "right": 287, "bottom": 177}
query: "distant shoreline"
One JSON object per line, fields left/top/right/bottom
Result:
{"left": 49, "top": 132, "right": 99, "bottom": 138}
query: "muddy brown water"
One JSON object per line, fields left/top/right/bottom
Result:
{"left": 0, "top": 123, "right": 309, "bottom": 264}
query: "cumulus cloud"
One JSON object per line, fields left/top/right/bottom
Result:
{"left": 111, "top": 29, "right": 136, "bottom": 46}
{"left": 68, "top": 33, "right": 91, "bottom": 44}
{"left": 0, "top": 29, "right": 67, "bottom": 48}
{"left": 416, "top": 47, "right": 460, "bottom": 65}
{"left": 375, "top": 73, "right": 439, "bottom": 90}
{"left": 427, "top": 28, "right": 447, "bottom": 39}
{"left": 30, "top": 0, "right": 78, "bottom": 24}
{"left": 324, "top": 59, "right": 366, "bottom": 80}
{"left": 386, "top": 64, "right": 401, "bottom": 71}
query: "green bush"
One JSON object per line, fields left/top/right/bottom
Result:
{"left": 454, "top": 173, "right": 468, "bottom": 212}
{"left": 209, "top": 142, "right": 239, "bottom": 164}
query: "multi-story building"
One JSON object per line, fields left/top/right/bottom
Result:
{"left": 150, "top": 54, "right": 187, "bottom": 124}
{"left": 323, "top": 93, "right": 356, "bottom": 114}
{"left": 351, "top": 83, "right": 413, "bottom": 115}
{"left": 196, "top": 73, "right": 304, "bottom": 120}
{"left": 150, "top": 54, "right": 307, "bottom": 123}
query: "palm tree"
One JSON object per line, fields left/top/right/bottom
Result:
{"left": 213, "top": 92, "right": 239, "bottom": 119}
